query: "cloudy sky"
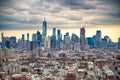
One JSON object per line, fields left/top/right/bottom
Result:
{"left": 0, "top": 0, "right": 120, "bottom": 30}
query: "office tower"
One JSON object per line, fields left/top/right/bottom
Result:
{"left": 44, "top": 36, "right": 48, "bottom": 48}
{"left": 5, "top": 38, "right": 10, "bottom": 48}
{"left": 1, "top": 32, "right": 4, "bottom": 47}
{"left": 50, "top": 28, "right": 57, "bottom": 49}
{"left": 64, "top": 33, "right": 71, "bottom": 50}
{"left": 64, "top": 32, "right": 70, "bottom": 44}
{"left": 71, "top": 33, "right": 80, "bottom": 50}
{"left": 26, "top": 33, "right": 30, "bottom": 51}
{"left": 53, "top": 28, "right": 56, "bottom": 36}
{"left": 118, "top": 38, "right": 120, "bottom": 49}
{"left": 22, "top": 34, "right": 25, "bottom": 41}
{"left": 86, "top": 37, "right": 94, "bottom": 48}
{"left": 31, "top": 33, "right": 37, "bottom": 51}
{"left": 95, "top": 30, "right": 102, "bottom": 48}
{"left": 32, "top": 33, "right": 37, "bottom": 41}
{"left": 102, "top": 39, "right": 107, "bottom": 49}
{"left": 0, "top": 48, "right": 2, "bottom": 67}
{"left": 18, "top": 39, "right": 23, "bottom": 51}
{"left": 22, "top": 34, "right": 25, "bottom": 50}
{"left": 80, "top": 27, "right": 86, "bottom": 50}
{"left": 44, "top": 36, "right": 50, "bottom": 48}
{"left": 71, "top": 33, "right": 79, "bottom": 43}
{"left": 42, "top": 17, "right": 47, "bottom": 39}
{"left": 37, "top": 31, "right": 42, "bottom": 47}
{"left": 10, "top": 37, "right": 16, "bottom": 48}
{"left": 57, "top": 29, "right": 62, "bottom": 49}
{"left": 48, "top": 36, "right": 51, "bottom": 48}
{"left": 27, "top": 33, "right": 29, "bottom": 41}
{"left": 51, "top": 36, "right": 56, "bottom": 49}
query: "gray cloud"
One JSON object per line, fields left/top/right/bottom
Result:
{"left": 0, "top": 0, "right": 120, "bottom": 30}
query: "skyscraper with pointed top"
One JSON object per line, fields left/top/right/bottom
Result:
{"left": 42, "top": 17, "right": 47, "bottom": 39}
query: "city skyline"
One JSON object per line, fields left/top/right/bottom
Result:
{"left": 0, "top": 26, "right": 120, "bottom": 42}
{"left": 0, "top": 0, "right": 120, "bottom": 42}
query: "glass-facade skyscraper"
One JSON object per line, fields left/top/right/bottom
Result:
{"left": 80, "top": 27, "right": 86, "bottom": 50}
{"left": 42, "top": 18, "right": 47, "bottom": 39}
{"left": 95, "top": 30, "right": 102, "bottom": 48}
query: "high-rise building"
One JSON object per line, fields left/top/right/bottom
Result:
{"left": 1, "top": 32, "right": 4, "bottom": 47}
{"left": 86, "top": 37, "right": 94, "bottom": 48}
{"left": 5, "top": 39, "right": 10, "bottom": 48}
{"left": 22, "top": 34, "right": 25, "bottom": 41}
{"left": 64, "top": 32, "right": 70, "bottom": 44}
{"left": 32, "top": 34, "right": 37, "bottom": 41}
{"left": 57, "top": 29, "right": 62, "bottom": 49}
{"left": 50, "top": 28, "right": 57, "bottom": 49}
{"left": 42, "top": 17, "right": 47, "bottom": 39}
{"left": 44, "top": 36, "right": 51, "bottom": 49}
{"left": 95, "top": 30, "right": 102, "bottom": 48}
{"left": 37, "top": 31, "right": 42, "bottom": 47}
{"left": 18, "top": 39, "right": 23, "bottom": 52}
{"left": 22, "top": 34, "right": 25, "bottom": 50}
{"left": 27, "top": 33, "right": 29, "bottom": 41}
{"left": 102, "top": 39, "right": 107, "bottom": 49}
{"left": 53, "top": 28, "right": 56, "bottom": 37}
{"left": 48, "top": 36, "right": 51, "bottom": 48}
{"left": 80, "top": 27, "right": 86, "bottom": 50}
{"left": 118, "top": 38, "right": 120, "bottom": 50}
{"left": 10, "top": 37, "right": 16, "bottom": 48}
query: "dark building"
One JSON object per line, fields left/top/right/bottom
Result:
{"left": 42, "top": 17, "right": 47, "bottom": 39}
{"left": 1, "top": 32, "right": 4, "bottom": 47}
{"left": 10, "top": 37, "right": 16, "bottom": 48}
{"left": 27, "top": 33, "right": 29, "bottom": 41}
{"left": 5, "top": 39, "right": 10, "bottom": 48}
{"left": 102, "top": 39, "right": 107, "bottom": 49}
{"left": 50, "top": 28, "right": 57, "bottom": 49}
{"left": 87, "top": 37, "right": 94, "bottom": 48}
{"left": 22, "top": 34, "right": 25, "bottom": 41}
{"left": 57, "top": 29, "right": 62, "bottom": 49}
{"left": 53, "top": 28, "right": 56, "bottom": 37}
{"left": 37, "top": 31, "right": 42, "bottom": 47}
{"left": 118, "top": 38, "right": 120, "bottom": 50}
{"left": 80, "top": 27, "right": 86, "bottom": 50}
{"left": 95, "top": 30, "right": 102, "bottom": 48}
{"left": 22, "top": 34, "right": 25, "bottom": 49}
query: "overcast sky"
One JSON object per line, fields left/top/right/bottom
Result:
{"left": 0, "top": 0, "right": 120, "bottom": 30}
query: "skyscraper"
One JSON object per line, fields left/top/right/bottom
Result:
{"left": 57, "top": 29, "right": 62, "bottom": 49}
{"left": 53, "top": 28, "right": 56, "bottom": 37}
{"left": 80, "top": 27, "right": 86, "bottom": 50}
{"left": 42, "top": 17, "right": 47, "bottom": 39}
{"left": 22, "top": 34, "right": 25, "bottom": 41}
{"left": 37, "top": 31, "right": 42, "bottom": 47}
{"left": 27, "top": 33, "right": 29, "bottom": 41}
{"left": 32, "top": 34, "right": 37, "bottom": 41}
{"left": 22, "top": 34, "right": 25, "bottom": 50}
{"left": 1, "top": 32, "right": 4, "bottom": 47}
{"left": 26, "top": 33, "right": 30, "bottom": 51}
{"left": 118, "top": 38, "right": 120, "bottom": 50}
{"left": 10, "top": 37, "right": 16, "bottom": 48}
{"left": 95, "top": 30, "right": 102, "bottom": 48}
{"left": 50, "top": 28, "right": 57, "bottom": 49}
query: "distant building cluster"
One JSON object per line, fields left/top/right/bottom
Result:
{"left": 0, "top": 18, "right": 120, "bottom": 80}
{"left": 0, "top": 18, "right": 120, "bottom": 53}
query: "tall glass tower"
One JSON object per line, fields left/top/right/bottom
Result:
{"left": 42, "top": 17, "right": 47, "bottom": 39}
{"left": 80, "top": 27, "right": 86, "bottom": 50}
{"left": 95, "top": 30, "right": 102, "bottom": 48}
